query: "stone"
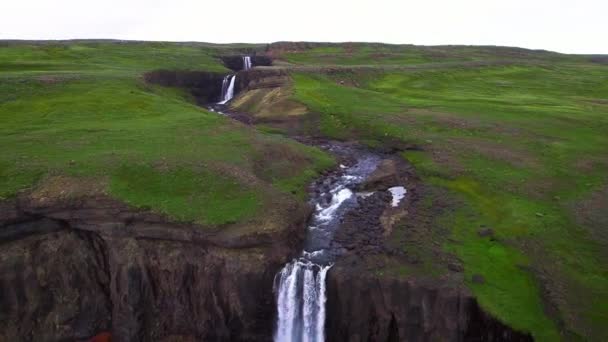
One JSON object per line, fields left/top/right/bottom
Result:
{"left": 477, "top": 228, "right": 494, "bottom": 237}
{"left": 360, "top": 159, "right": 399, "bottom": 191}
{"left": 448, "top": 262, "right": 464, "bottom": 272}
{"left": 472, "top": 274, "right": 486, "bottom": 284}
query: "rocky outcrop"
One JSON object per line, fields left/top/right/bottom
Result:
{"left": 325, "top": 268, "right": 533, "bottom": 342}
{"left": 365, "top": 159, "right": 400, "bottom": 190}
{"left": 0, "top": 228, "right": 111, "bottom": 341}
{"left": 235, "top": 69, "right": 289, "bottom": 94}
{"left": 0, "top": 193, "right": 309, "bottom": 342}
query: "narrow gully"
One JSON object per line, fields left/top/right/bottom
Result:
{"left": 274, "top": 144, "right": 382, "bottom": 342}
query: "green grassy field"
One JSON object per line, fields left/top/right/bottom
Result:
{"left": 2, "top": 41, "right": 607, "bottom": 340}
{"left": 278, "top": 43, "right": 587, "bottom": 67}
{"left": 278, "top": 45, "right": 608, "bottom": 340}
{"left": 0, "top": 41, "right": 333, "bottom": 226}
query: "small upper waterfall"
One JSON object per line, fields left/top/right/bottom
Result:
{"left": 218, "top": 75, "right": 236, "bottom": 104}
{"left": 274, "top": 148, "right": 381, "bottom": 342}
{"left": 243, "top": 56, "right": 252, "bottom": 70}
{"left": 215, "top": 56, "right": 249, "bottom": 106}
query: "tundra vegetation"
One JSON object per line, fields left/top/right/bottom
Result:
{"left": 1, "top": 40, "right": 607, "bottom": 340}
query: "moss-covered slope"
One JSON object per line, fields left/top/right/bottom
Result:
{"left": 0, "top": 41, "right": 333, "bottom": 227}
{"left": 252, "top": 43, "right": 608, "bottom": 341}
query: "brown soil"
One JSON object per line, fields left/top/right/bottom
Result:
{"left": 570, "top": 185, "right": 608, "bottom": 256}
{"left": 230, "top": 86, "right": 307, "bottom": 119}
{"left": 448, "top": 137, "right": 541, "bottom": 168}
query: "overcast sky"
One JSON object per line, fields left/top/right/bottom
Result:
{"left": 2, "top": 0, "right": 607, "bottom": 54}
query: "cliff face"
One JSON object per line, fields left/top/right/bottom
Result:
{"left": 143, "top": 70, "right": 226, "bottom": 104}
{"left": 220, "top": 55, "right": 273, "bottom": 71}
{"left": 325, "top": 268, "right": 533, "bottom": 342}
{"left": 234, "top": 69, "right": 289, "bottom": 94}
{"left": 143, "top": 68, "right": 286, "bottom": 107}
{"left": 0, "top": 194, "right": 308, "bottom": 342}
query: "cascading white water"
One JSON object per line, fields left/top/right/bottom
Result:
{"left": 243, "top": 56, "right": 252, "bottom": 70}
{"left": 218, "top": 75, "right": 236, "bottom": 104}
{"left": 274, "top": 152, "right": 381, "bottom": 342}
{"left": 275, "top": 260, "right": 331, "bottom": 342}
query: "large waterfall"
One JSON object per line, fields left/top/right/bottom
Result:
{"left": 218, "top": 75, "right": 236, "bottom": 104}
{"left": 273, "top": 148, "right": 380, "bottom": 342}
{"left": 275, "top": 261, "right": 330, "bottom": 342}
{"left": 243, "top": 56, "right": 252, "bottom": 70}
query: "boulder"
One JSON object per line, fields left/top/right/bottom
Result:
{"left": 473, "top": 274, "right": 486, "bottom": 284}
{"left": 360, "top": 159, "right": 400, "bottom": 191}
{"left": 478, "top": 228, "right": 495, "bottom": 237}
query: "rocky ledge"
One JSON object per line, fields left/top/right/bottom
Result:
{"left": 0, "top": 190, "right": 309, "bottom": 342}
{"left": 326, "top": 269, "right": 533, "bottom": 342}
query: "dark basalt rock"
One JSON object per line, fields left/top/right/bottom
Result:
{"left": 478, "top": 228, "right": 495, "bottom": 237}
{"left": 473, "top": 274, "right": 486, "bottom": 284}
{"left": 220, "top": 55, "right": 273, "bottom": 71}
{"left": 144, "top": 70, "right": 226, "bottom": 104}
{"left": 0, "top": 229, "right": 111, "bottom": 341}
{"left": 326, "top": 177, "right": 532, "bottom": 342}
{"left": 325, "top": 268, "right": 533, "bottom": 342}
{"left": 358, "top": 157, "right": 415, "bottom": 192}
{"left": 0, "top": 194, "right": 309, "bottom": 342}
{"left": 448, "top": 262, "right": 464, "bottom": 272}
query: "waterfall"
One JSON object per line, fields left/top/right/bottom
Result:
{"left": 243, "top": 56, "right": 252, "bottom": 70}
{"left": 218, "top": 75, "right": 236, "bottom": 104}
{"left": 273, "top": 152, "right": 381, "bottom": 342}
{"left": 275, "top": 260, "right": 331, "bottom": 342}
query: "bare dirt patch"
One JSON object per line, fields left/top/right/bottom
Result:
{"left": 30, "top": 175, "right": 108, "bottom": 205}
{"left": 429, "top": 147, "right": 467, "bottom": 174}
{"left": 407, "top": 108, "right": 524, "bottom": 135}
{"left": 231, "top": 86, "right": 307, "bottom": 119}
{"left": 574, "top": 155, "right": 608, "bottom": 172}
{"left": 449, "top": 137, "right": 541, "bottom": 169}
{"left": 570, "top": 185, "right": 608, "bottom": 253}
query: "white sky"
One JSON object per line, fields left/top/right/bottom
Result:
{"left": 2, "top": 0, "right": 607, "bottom": 54}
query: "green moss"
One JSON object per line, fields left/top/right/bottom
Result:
{"left": 281, "top": 43, "right": 580, "bottom": 67}
{"left": 290, "top": 60, "right": 608, "bottom": 340}
{"left": 272, "top": 147, "right": 335, "bottom": 200}
{"left": 0, "top": 41, "right": 229, "bottom": 74}
{"left": 433, "top": 177, "right": 559, "bottom": 339}
{"left": 3, "top": 40, "right": 608, "bottom": 339}
{"left": 401, "top": 150, "right": 447, "bottom": 178}
{"left": 110, "top": 165, "right": 260, "bottom": 225}
{"left": 0, "top": 41, "right": 333, "bottom": 227}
